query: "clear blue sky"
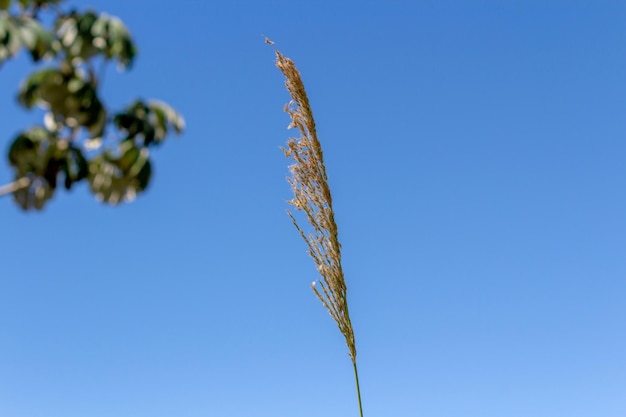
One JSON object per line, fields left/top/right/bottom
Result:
{"left": 1, "top": 1, "right": 625, "bottom": 416}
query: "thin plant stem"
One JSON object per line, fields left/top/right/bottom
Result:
{"left": 353, "top": 360, "right": 364, "bottom": 417}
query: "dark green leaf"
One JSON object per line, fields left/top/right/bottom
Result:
{"left": 18, "top": 0, "right": 64, "bottom": 7}
{"left": 148, "top": 100, "right": 185, "bottom": 134}
{"left": 0, "top": 16, "right": 24, "bottom": 63}
{"left": 17, "top": 68, "right": 63, "bottom": 108}
{"left": 8, "top": 126, "right": 53, "bottom": 174}
{"left": 61, "top": 145, "right": 87, "bottom": 190}
{"left": 0, "top": 15, "right": 57, "bottom": 64}
{"left": 56, "top": 10, "right": 136, "bottom": 68}
{"left": 113, "top": 100, "right": 184, "bottom": 147}
{"left": 6, "top": 127, "right": 66, "bottom": 211}
{"left": 17, "top": 67, "right": 106, "bottom": 135}
{"left": 87, "top": 142, "right": 152, "bottom": 205}
{"left": 12, "top": 177, "right": 54, "bottom": 210}
{"left": 18, "top": 17, "right": 57, "bottom": 61}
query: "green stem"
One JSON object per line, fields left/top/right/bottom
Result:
{"left": 352, "top": 360, "right": 364, "bottom": 417}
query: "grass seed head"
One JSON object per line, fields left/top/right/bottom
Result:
{"left": 276, "top": 49, "right": 357, "bottom": 362}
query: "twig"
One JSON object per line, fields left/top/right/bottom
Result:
{"left": 0, "top": 177, "right": 31, "bottom": 196}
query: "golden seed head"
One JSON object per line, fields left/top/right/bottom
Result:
{"left": 276, "top": 49, "right": 357, "bottom": 363}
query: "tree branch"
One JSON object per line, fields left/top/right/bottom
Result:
{"left": 0, "top": 177, "right": 31, "bottom": 196}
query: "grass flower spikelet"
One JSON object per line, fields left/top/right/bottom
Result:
{"left": 275, "top": 50, "right": 356, "bottom": 363}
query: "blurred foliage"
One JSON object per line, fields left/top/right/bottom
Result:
{"left": 1, "top": 0, "right": 184, "bottom": 210}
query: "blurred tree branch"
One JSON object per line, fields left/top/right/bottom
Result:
{"left": 1, "top": 0, "right": 185, "bottom": 210}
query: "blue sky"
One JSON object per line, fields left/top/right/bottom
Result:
{"left": 1, "top": 1, "right": 625, "bottom": 416}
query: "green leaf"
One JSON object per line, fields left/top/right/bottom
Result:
{"left": 113, "top": 100, "right": 185, "bottom": 147}
{"left": 12, "top": 176, "right": 54, "bottom": 210}
{"left": 103, "top": 14, "right": 136, "bottom": 68}
{"left": 0, "top": 15, "right": 57, "bottom": 64}
{"left": 17, "top": 67, "right": 61, "bottom": 108}
{"left": 18, "top": 17, "right": 57, "bottom": 61}
{"left": 56, "top": 10, "right": 136, "bottom": 68}
{"left": 87, "top": 142, "right": 152, "bottom": 205}
{"left": 18, "top": 0, "right": 64, "bottom": 7}
{"left": 0, "top": 16, "right": 24, "bottom": 63}
{"left": 148, "top": 100, "right": 186, "bottom": 134}
{"left": 6, "top": 127, "right": 65, "bottom": 211}
{"left": 0, "top": 0, "right": 11, "bottom": 11}
{"left": 116, "top": 139, "right": 140, "bottom": 172}
{"left": 17, "top": 67, "right": 106, "bottom": 135}
{"left": 62, "top": 145, "right": 88, "bottom": 190}
{"left": 8, "top": 126, "right": 53, "bottom": 174}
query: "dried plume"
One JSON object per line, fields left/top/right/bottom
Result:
{"left": 275, "top": 50, "right": 357, "bottom": 363}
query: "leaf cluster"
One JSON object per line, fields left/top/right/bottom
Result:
{"left": 1, "top": 0, "right": 184, "bottom": 210}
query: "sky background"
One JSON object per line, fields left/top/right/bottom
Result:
{"left": 1, "top": 1, "right": 625, "bottom": 416}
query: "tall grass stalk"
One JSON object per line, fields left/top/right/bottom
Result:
{"left": 275, "top": 48, "right": 363, "bottom": 417}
